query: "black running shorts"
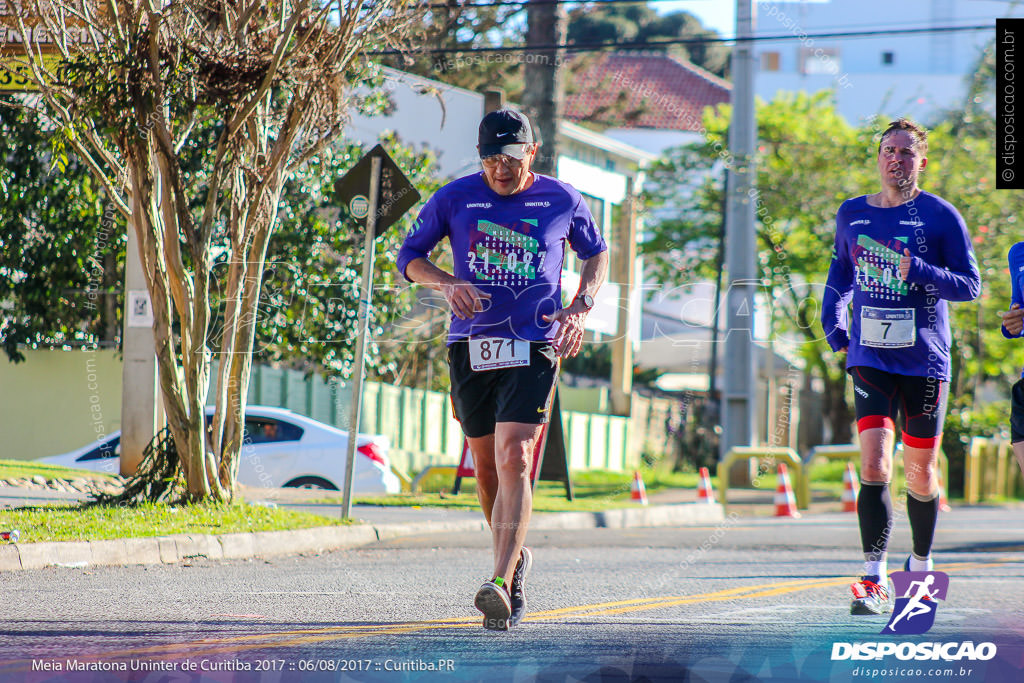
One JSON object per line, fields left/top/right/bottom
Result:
{"left": 849, "top": 365, "right": 949, "bottom": 448}
{"left": 447, "top": 340, "right": 559, "bottom": 438}
{"left": 1010, "top": 378, "right": 1024, "bottom": 443}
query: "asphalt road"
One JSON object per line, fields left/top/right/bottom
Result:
{"left": 1, "top": 507, "right": 1022, "bottom": 683}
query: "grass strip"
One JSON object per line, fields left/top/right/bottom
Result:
{"left": 0, "top": 459, "right": 116, "bottom": 482}
{"left": 352, "top": 469, "right": 701, "bottom": 513}
{"left": 0, "top": 501, "right": 350, "bottom": 544}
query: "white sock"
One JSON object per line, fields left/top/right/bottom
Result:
{"left": 909, "top": 554, "right": 933, "bottom": 571}
{"left": 864, "top": 559, "right": 887, "bottom": 580}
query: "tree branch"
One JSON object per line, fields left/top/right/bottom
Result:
{"left": 226, "top": 0, "right": 305, "bottom": 137}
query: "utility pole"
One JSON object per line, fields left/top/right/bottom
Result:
{"left": 721, "top": 0, "right": 757, "bottom": 471}
{"left": 610, "top": 177, "right": 638, "bottom": 416}
{"left": 522, "top": 0, "right": 566, "bottom": 175}
{"left": 483, "top": 88, "right": 506, "bottom": 115}
{"left": 120, "top": 224, "right": 158, "bottom": 475}
{"left": 341, "top": 156, "right": 382, "bottom": 520}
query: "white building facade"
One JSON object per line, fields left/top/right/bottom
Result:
{"left": 754, "top": 0, "right": 1015, "bottom": 123}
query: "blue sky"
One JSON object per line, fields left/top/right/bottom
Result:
{"left": 655, "top": 0, "right": 736, "bottom": 38}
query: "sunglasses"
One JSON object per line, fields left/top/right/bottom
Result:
{"left": 481, "top": 154, "right": 526, "bottom": 170}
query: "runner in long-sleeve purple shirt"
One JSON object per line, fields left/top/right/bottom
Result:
{"left": 397, "top": 108, "right": 609, "bottom": 631}
{"left": 999, "top": 243, "right": 1024, "bottom": 486}
{"left": 820, "top": 119, "right": 980, "bottom": 616}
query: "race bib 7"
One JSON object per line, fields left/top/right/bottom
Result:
{"left": 861, "top": 307, "right": 915, "bottom": 348}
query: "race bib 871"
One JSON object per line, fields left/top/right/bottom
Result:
{"left": 468, "top": 337, "right": 530, "bottom": 371}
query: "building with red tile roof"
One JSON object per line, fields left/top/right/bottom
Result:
{"left": 564, "top": 52, "right": 731, "bottom": 153}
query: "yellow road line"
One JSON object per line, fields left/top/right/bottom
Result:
{"left": 0, "top": 560, "right": 1010, "bottom": 671}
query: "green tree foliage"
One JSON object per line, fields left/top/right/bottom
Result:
{"left": 0, "top": 119, "right": 446, "bottom": 387}
{"left": 0, "top": 107, "right": 124, "bottom": 362}
{"left": 249, "top": 134, "right": 445, "bottom": 388}
{"left": 566, "top": 3, "right": 729, "bottom": 77}
{"left": 392, "top": 3, "right": 525, "bottom": 97}
{"left": 5, "top": 0, "right": 422, "bottom": 502}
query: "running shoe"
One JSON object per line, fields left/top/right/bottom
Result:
{"left": 903, "top": 555, "right": 934, "bottom": 572}
{"left": 850, "top": 576, "right": 892, "bottom": 615}
{"left": 508, "top": 547, "right": 533, "bottom": 628}
{"left": 474, "top": 580, "right": 511, "bottom": 631}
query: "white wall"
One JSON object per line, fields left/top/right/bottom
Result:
{"left": 0, "top": 348, "right": 122, "bottom": 460}
{"left": 603, "top": 128, "right": 704, "bottom": 156}
{"left": 756, "top": 0, "right": 1007, "bottom": 76}
{"left": 753, "top": 0, "right": 1015, "bottom": 123}
{"left": 758, "top": 72, "right": 968, "bottom": 124}
{"left": 345, "top": 70, "right": 483, "bottom": 180}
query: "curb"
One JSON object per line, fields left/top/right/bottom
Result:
{"left": 0, "top": 502, "right": 723, "bottom": 573}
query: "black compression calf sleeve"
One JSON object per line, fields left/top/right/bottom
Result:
{"left": 907, "top": 490, "right": 939, "bottom": 559}
{"left": 858, "top": 482, "right": 893, "bottom": 561}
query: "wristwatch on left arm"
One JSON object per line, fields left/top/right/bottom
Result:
{"left": 574, "top": 293, "right": 595, "bottom": 311}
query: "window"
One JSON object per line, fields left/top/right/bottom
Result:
{"left": 78, "top": 437, "right": 120, "bottom": 461}
{"left": 243, "top": 418, "right": 303, "bottom": 444}
{"left": 761, "top": 51, "right": 780, "bottom": 72}
{"left": 882, "top": 51, "right": 895, "bottom": 66}
{"left": 799, "top": 47, "right": 840, "bottom": 75}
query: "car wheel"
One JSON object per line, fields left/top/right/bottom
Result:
{"left": 283, "top": 476, "right": 339, "bottom": 491}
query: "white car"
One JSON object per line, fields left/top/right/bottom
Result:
{"left": 37, "top": 406, "right": 401, "bottom": 494}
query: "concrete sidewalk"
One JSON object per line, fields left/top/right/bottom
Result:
{"left": 0, "top": 484, "right": 726, "bottom": 573}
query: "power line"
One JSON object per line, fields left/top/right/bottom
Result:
{"left": 374, "top": 24, "right": 991, "bottom": 56}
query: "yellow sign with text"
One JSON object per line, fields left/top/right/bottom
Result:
{"left": 0, "top": 54, "right": 63, "bottom": 93}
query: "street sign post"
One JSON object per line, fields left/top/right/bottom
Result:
{"left": 333, "top": 145, "right": 420, "bottom": 519}
{"left": 333, "top": 143, "right": 421, "bottom": 237}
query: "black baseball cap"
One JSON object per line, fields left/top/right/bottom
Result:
{"left": 478, "top": 108, "right": 534, "bottom": 159}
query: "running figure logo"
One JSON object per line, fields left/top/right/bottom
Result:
{"left": 883, "top": 571, "right": 949, "bottom": 635}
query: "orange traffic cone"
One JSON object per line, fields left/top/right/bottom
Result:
{"left": 937, "top": 469, "right": 952, "bottom": 512}
{"left": 841, "top": 462, "right": 859, "bottom": 513}
{"left": 774, "top": 463, "right": 801, "bottom": 518}
{"left": 631, "top": 471, "right": 648, "bottom": 506}
{"left": 697, "top": 466, "right": 716, "bottom": 504}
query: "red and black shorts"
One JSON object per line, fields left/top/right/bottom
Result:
{"left": 849, "top": 366, "right": 948, "bottom": 448}
{"left": 447, "top": 340, "right": 559, "bottom": 439}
